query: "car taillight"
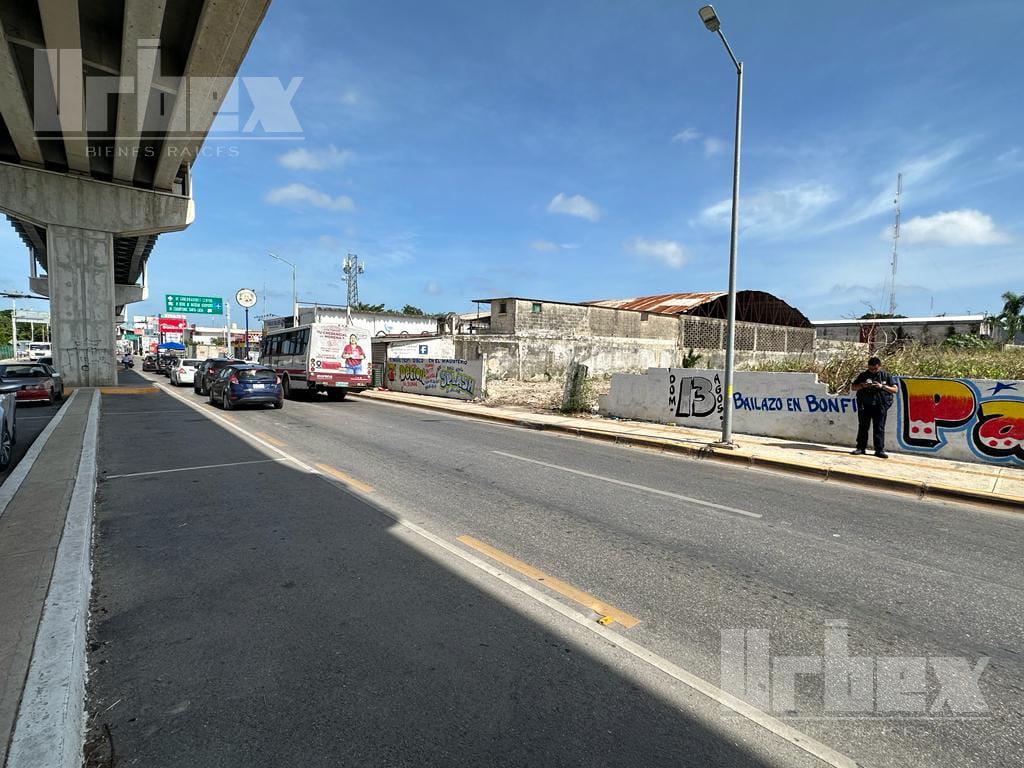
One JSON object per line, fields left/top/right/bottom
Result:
{"left": 178, "top": 368, "right": 185, "bottom": 374}
{"left": 229, "top": 375, "right": 239, "bottom": 385}
{"left": 275, "top": 375, "right": 281, "bottom": 384}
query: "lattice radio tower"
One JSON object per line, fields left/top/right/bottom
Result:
{"left": 887, "top": 173, "right": 902, "bottom": 316}
{"left": 343, "top": 253, "right": 364, "bottom": 307}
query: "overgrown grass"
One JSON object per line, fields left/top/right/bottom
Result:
{"left": 746, "top": 343, "right": 1024, "bottom": 393}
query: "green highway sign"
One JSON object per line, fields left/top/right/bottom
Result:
{"left": 165, "top": 294, "right": 224, "bottom": 315}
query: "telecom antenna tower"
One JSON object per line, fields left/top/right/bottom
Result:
{"left": 343, "top": 252, "right": 364, "bottom": 307}
{"left": 887, "top": 173, "right": 902, "bottom": 316}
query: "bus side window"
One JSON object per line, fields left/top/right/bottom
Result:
{"left": 296, "top": 328, "right": 310, "bottom": 356}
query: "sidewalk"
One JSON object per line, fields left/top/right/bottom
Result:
{"left": 355, "top": 390, "right": 1024, "bottom": 510}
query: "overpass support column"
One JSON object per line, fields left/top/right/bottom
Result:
{"left": 47, "top": 226, "right": 117, "bottom": 387}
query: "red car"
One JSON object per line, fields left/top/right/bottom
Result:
{"left": 0, "top": 363, "right": 65, "bottom": 405}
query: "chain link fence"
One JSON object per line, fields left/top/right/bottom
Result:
{"left": 679, "top": 316, "right": 814, "bottom": 353}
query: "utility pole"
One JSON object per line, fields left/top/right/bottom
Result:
{"left": 343, "top": 253, "right": 365, "bottom": 308}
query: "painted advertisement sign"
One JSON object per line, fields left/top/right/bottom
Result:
{"left": 600, "top": 368, "right": 1024, "bottom": 467}
{"left": 385, "top": 358, "right": 485, "bottom": 401}
{"left": 897, "top": 378, "right": 1024, "bottom": 464}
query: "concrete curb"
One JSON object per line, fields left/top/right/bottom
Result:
{"left": 354, "top": 391, "right": 1024, "bottom": 512}
{"left": 6, "top": 390, "right": 100, "bottom": 768}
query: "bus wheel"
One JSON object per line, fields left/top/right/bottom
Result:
{"left": 282, "top": 376, "right": 292, "bottom": 399}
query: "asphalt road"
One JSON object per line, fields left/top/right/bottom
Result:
{"left": 87, "top": 377, "right": 1024, "bottom": 768}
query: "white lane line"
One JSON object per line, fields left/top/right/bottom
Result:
{"left": 395, "top": 518, "right": 853, "bottom": 768}
{"left": 154, "top": 382, "right": 848, "bottom": 766}
{"left": 0, "top": 391, "right": 80, "bottom": 520}
{"left": 153, "top": 382, "right": 317, "bottom": 473}
{"left": 7, "top": 391, "right": 99, "bottom": 768}
{"left": 105, "top": 458, "right": 287, "bottom": 480}
{"left": 493, "top": 450, "right": 762, "bottom": 519}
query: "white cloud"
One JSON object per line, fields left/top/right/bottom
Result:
{"left": 531, "top": 240, "right": 559, "bottom": 252}
{"left": 672, "top": 128, "right": 701, "bottom": 143}
{"left": 699, "top": 183, "right": 839, "bottom": 237}
{"left": 265, "top": 183, "right": 355, "bottom": 212}
{"left": 278, "top": 145, "right": 353, "bottom": 171}
{"left": 340, "top": 89, "right": 359, "bottom": 106}
{"left": 547, "top": 193, "right": 601, "bottom": 222}
{"left": 895, "top": 209, "right": 1010, "bottom": 246}
{"left": 703, "top": 137, "right": 727, "bottom": 157}
{"left": 627, "top": 237, "right": 688, "bottom": 268}
{"left": 425, "top": 280, "right": 442, "bottom": 296}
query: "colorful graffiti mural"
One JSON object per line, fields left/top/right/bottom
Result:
{"left": 897, "top": 378, "right": 1024, "bottom": 463}
{"left": 385, "top": 358, "right": 485, "bottom": 401}
{"left": 602, "top": 368, "right": 1024, "bottom": 467}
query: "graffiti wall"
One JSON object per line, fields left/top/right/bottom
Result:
{"left": 385, "top": 357, "right": 486, "bottom": 401}
{"left": 599, "top": 368, "right": 1024, "bottom": 466}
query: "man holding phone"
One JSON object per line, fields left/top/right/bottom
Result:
{"left": 850, "top": 356, "right": 898, "bottom": 458}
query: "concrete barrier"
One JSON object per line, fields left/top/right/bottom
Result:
{"left": 600, "top": 368, "right": 1024, "bottom": 467}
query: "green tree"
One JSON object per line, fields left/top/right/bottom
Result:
{"left": 997, "top": 291, "right": 1024, "bottom": 341}
{"left": 400, "top": 304, "right": 425, "bottom": 316}
{"left": 353, "top": 302, "right": 386, "bottom": 312}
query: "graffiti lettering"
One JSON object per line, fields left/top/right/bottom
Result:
{"left": 805, "top": 395, "right": 857, "bottom": 414}
{"left": 438, "top": 366, "right": 476, "bottom": 397}
{"left": 674, "top": 376, "right": 717, "bottom": 417}
{"left": 399, "top": 363, "right": 427, "bottom": 385}
{"left": 734, "top": 393, "right": 785, "bottom": 412}
{"left": 972, "top": 400, "right": 1024, "bottom": 460}
{"left": 899, "top": 378, "right": 975, "bottom": 448}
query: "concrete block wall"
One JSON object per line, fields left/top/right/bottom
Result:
{"left": 600, "top": 367, "right": 1024, "bottom": 467}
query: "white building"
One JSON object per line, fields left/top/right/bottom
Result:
{"left": 812, "top": 315, "right": 994, "bottom": 345}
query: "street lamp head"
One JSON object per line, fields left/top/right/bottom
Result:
{"left": 698, "top": 5, "right": 721, "bottom": 32}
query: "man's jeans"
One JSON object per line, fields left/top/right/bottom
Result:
{"left": 856, "top": 405, "right": 888, "bottom": 452}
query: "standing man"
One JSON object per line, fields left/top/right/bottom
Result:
{"left": 851, "top": 356, "right": 898, "bottom": 458}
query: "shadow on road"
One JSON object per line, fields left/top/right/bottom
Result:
{"left": 85, "top": 390, "right": 786, "bottom": 768}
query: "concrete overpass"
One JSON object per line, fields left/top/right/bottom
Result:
{"left": 0, "top": 0, "right": 271, "bottom": 385}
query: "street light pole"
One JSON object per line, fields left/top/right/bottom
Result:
{"left": 269, "top": 252, "right": 297, "bottom": 325}
{"left": 699, "top": 5, "right": 742, "bottom": 447}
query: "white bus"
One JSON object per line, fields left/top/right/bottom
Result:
{"left": 260, "top": 323, "right": 372, "bottom": 401}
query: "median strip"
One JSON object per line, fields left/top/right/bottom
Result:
{"left": 456, "top": 535, "right": 639, "bottom": 628}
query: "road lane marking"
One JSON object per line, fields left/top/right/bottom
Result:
{"left": 253, "top": 431, "right": 286, "bottom": 447}
{"left": 406, "top": 521, "right": 854, "bottom": 768}
{"left": 104, "top": 458, "right": 288, "bottom": 480}
{"left": 315, "top": 463, "right": 374, "bottom": 494}
{"left": 155, "top": 380, "right": 850, "bottom": 767}
{"left": 492, "top": 450, "right": 762, "bottom": 519}
{"left": 153, "top": 383, "right": 317, "bottom": 473}
{"left": 99, "top": 387, "right": 157, "bottom": 394}
{"left": 457, "top": 535, "right": 639, "bottom": 628}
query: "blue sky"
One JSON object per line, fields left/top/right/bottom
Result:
{"left": 3, "top": 0, "right": 1023, "bottom": 322}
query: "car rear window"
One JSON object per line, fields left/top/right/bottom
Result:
{"left": 0, "top": 365, "right": 48, "bottom": 378}
{"left": 236, "top": 368, "right": 277, "bottom": 381}
{"left": 182, "top": 359, "right": 201, "bottom": 367}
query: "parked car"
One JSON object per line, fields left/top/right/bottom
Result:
{"left": 0, "top": 363, "right": 64, "bottom": 405}
{"left": 142, "top": 355, "right": 157, "bottom": 372}
{"left": 208, "top": 364, "right": 283, "bottom": 410}
{"left": 194, "top": 358, "right": 243, "bottom": 396}
{"left": 160, "top": 355, "right": 179, "bottom": 377}
{"left": 0, "top": 382, "right": 18, "bottom": 470}
{"left": 169, "top": 358, "right": 202, "bottom": 386}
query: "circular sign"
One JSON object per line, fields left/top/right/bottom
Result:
{"left": 235, "top": 288, "right": 257, "bottom": 308}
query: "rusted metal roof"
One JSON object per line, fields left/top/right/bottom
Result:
{"left": 585, "top": 293, "right": 725, "bottom": 314}
{"left": 586, "top": 291, "right": 813, "bottom": 328}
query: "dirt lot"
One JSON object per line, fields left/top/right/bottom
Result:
{"left": 484, "top": 377, "right": 611, "bottom": 413}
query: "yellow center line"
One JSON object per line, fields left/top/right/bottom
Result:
{"left": 456, "top": 535, "right": 639, "bottom": 629}
{"left": 315, "top": 463, "right": 375, "bottom": 494}
{"left": 253, "top": 431, "right": 286, "bottom": 447}
{"left": 98, "top": 386, "right": 158, "bottom": 395}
